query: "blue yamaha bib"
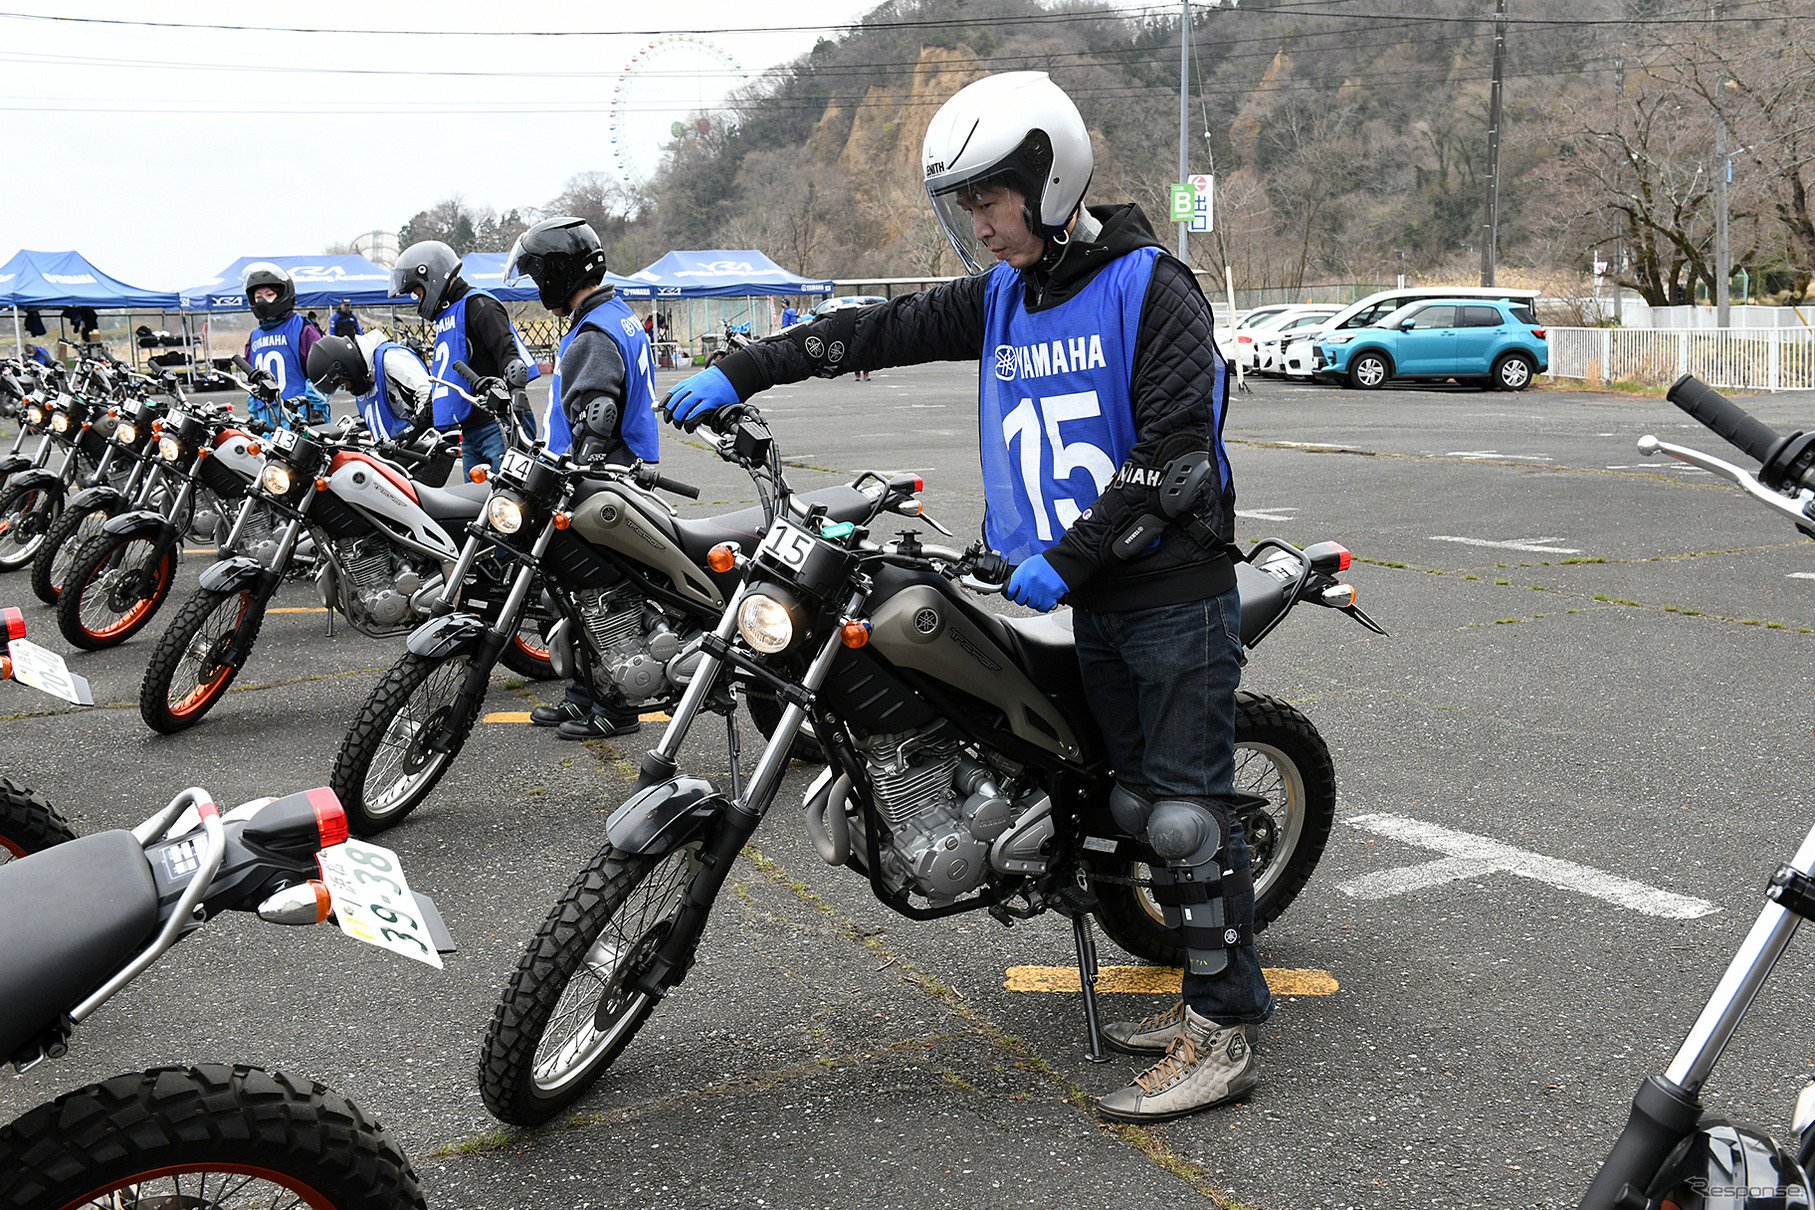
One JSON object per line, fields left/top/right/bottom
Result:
{"left": 248, "top": 313, "right": 310, "bottom": 401}
{"left": 977, "top": 247, "right": 1157, "bottom": 563}
{"left": 430, "top": 289, "right": 540, "bottom": 427}
{"left": 547, "top": 296, "right": 660, "bottom": 461}
{"left": 356, "top": 342, "right": 423, "bottom": 440}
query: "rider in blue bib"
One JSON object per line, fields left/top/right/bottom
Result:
{"left": 504, "top": 216, "right": 661, "bottom": 742}
{"left": 241, "top": 263, "right": 325, "bottom": 427}
{"left": 663, "top": 72, "right": 1263, "bottom": 1126}
{"left": 304, "top": 332, "right": 433, "bottom": 446}
{"left": 392, "top": 242, "right": 540, "bottom": 475}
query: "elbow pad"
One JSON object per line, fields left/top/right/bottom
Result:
{"left": 579, "top": 392, "right": 620, "bottom": 439}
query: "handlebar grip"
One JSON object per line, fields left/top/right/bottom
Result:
{"left": 1667, "top": 374, "right": 1783, "bottom": 465}
{"left": 452, "top": 360, "right": 479, "bottom": 389}
{"left": 232, "top": 355, "right": 254, "bottom": 376}
{"left": 970, "top": 551, "right": 1010, "bottom": 585}
{"left": 651, "top": 473, "right": 701, "bottom": 500}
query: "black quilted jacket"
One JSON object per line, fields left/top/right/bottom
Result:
{"left": 715, "top": 202, "right": 1234, "bottom": 613}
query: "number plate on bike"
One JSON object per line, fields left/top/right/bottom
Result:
{"left": 756, "top": 517, "right": 818, "bottom": 572}
{"left": 499, "top": 450, "right": 533, "bottom": 482}
{"left": 317, "top": 838, "right": 444, "bottom": 969}
{"left": 272, "top": 428, "right": 297, "bottom": 453}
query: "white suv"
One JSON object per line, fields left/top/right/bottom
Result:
{"left": 1282, "top": 286, "right": 1542, "bottom": 380}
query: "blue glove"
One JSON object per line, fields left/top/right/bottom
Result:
{"left": 1006, "top": 554, "right": 1069, "bottom": 612}
{"left": 663, "top": 366, "right": 738, "bottom": 429}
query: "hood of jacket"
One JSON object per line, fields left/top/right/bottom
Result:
{"left": 1020, "top": 202, "right": 1166, "bottom": 313}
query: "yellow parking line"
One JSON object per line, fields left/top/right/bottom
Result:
{"left": 267, "top": 607, "right": 328, "bottom": 614}
{"left": 482, "top": 711, "right": 673, "bottom": 724}
{"left": 1003, "top": 965, "right": 1338, "bottom": 996}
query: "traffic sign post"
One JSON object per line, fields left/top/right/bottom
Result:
{"left": 1189, "top": 174, "right": 1215, "bottom": 232}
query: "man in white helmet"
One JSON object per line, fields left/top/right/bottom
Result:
{"left": 663, "top": 71, "right": 1264, "bottom": 1123}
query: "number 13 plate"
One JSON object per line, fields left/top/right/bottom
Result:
{"left": 316, "top": 838, "right": 443, "bottom": 969}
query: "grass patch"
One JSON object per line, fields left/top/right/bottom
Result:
{"left": 1494, "top": 578, "right": 1511, "bottom": 586}
{"left": 1494, "top": 617, "right": 1520, "bottom": 624}
{"left": 1559, "top": 556, "right": 1606, "bottom": 564}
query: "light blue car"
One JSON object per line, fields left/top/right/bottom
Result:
{"left": 1313, "top": 298, "right": 1548, "bottom": 391}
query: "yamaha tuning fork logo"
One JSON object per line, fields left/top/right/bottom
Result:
{"left": 994, "top": 335, "right": 1109, "bottom": 382}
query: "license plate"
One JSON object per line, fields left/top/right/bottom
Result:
{"left": 272, "top": 428, "right": 297, "bottom": 452}
{"left": 500, "top": 450, "right": 533, "bottom": 481}
{"left": 756, "top": 517, "right": 817, "bottom": 571}
{"left": 316, "top": 839, "right": 444, "bottom": 969}
{"left": 7, "top": 637, "right": 93, "bottom": 705}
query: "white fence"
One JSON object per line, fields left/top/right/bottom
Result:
{"left": 1545, "top": 326, "right": 1815, "bottom": 392}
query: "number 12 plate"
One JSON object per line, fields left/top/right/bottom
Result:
{"left": 316, "top": 838, "right": 443, "bottom": 969}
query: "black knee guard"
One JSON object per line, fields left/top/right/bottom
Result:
{"left": 1144, "top": 797, "right": 1252, "bottom": 977}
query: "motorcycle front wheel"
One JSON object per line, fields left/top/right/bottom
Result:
{"left": 1091, "top": 689, "right": 1335, "bottom": 966}
{"left": 0, "top": 775, "right": 75, "bottom": 861}
{"left": 58, "top": 531, "right": 176, "bottom": 649}
{"left": 0, "top": 1064, "right": 425, "bottom": 1210}
{"left": 331, "top": 651, "right": 480, "bottom": 835}
{"left": 479, "top": 840, "right": 700, "bottom": 1126}
{"left": 0, "top": 478, "right": 61, "bottom": 571}
{"left": 29, "top": 495, "right": 117, "bottom": 604}
{"left": 140, "top": 585, "right": 267, "bottom": 733}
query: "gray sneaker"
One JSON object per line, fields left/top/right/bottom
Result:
{"left": 1096, "top": 1007, "right": 1257, "bottom": 1123}
{"left": 1102, "top": 998, "right": 1187, "bottom": 1055}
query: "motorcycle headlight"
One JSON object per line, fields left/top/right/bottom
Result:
{"left": 737, "top": 593, "right": 794, "bottom": 654}
{"left": 159, "top": 435, "right": 183, "bottom": 461}
{"left": 486, "top": 495, "right": 525, "bottom": 534}
{"left": 114, "top": 422, "right": 137, "bottom": 445}
{"left": 49, "top": 412, "right": 69, "bottom": 433}
{"left": 24, "top": 405, "right": 42, "bottom": 426}
{"left": 261, "top": 463, "right": 294, "bottom": 496}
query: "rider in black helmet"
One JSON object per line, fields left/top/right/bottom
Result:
{"left": 241, "top": 262, "right": 324, "bottom": 426}
{"left": 393, "top": 240, "right": 540, "bottom": 475}
{"left": 505, "top": 216, "right": 663, "bottom": 742}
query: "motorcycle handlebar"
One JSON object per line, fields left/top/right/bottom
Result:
{"left": 1667, "top": 374, "right": 1783, "bottom": 466}
{"left": 231, "top": 355, "right": 254, "bottom": 377}
{"left": 452, "top": 360, "right": 479, "bottom": 389}
{"left": 636, "top": 466, "right": 702, "bottom": 499}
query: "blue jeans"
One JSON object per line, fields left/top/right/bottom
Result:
{"left": 461, "top": 416, "right": 505, "bottom": 475}
{"left": 1073, "top": 585, "right": 1274, "bottom": 1027}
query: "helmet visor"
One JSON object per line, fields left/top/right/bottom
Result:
{"left": 927, "top": 186, "right": 998, "bottom": 277}
{"left": 503, "top": 238, "right": 534, "bottom": 288}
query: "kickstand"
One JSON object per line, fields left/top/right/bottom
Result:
{"left": 1071, "top": 911, "right": 1110, "bottom": 1064}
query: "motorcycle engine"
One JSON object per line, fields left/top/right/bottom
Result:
{"left": 576, "top": 585, "right": 699, "bottom": 706}
{"left": 324, "top": 537, "right": 438, "bottom": 630}
{"left": 846, "top": 726, "right": 1056, "bottom": 904}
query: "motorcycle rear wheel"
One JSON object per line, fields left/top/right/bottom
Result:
{"left": 479, "top": 841, "right": 700, "bottom": 1127}
{"left": 331, "top": 651, "right": 479, "bottom": 835}
{"left": 499, "top": 613, "right": 556, "bottom": 681}
{"left": 0, "top": 478, "right": 61, "bottom": 571}
{"left": 140, "top": 585, "right": 266, "bottom": 733}
{"left": 0, "top": 1064, "right": 425, "bottom": 1210}
{"left": 59, "top": 531, "right": 176, "bottom": 649}
{"left": 29, "top": 496, "right": 116, "bottom": 604}
{"left": 0, "top": 775, "right": 75, "bottom": 861}
{"left": 1091, "top": 690, "right": 1335, "bottom": 966}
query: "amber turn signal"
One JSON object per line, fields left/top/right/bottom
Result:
{"left": 469, "top": 466, "right": 488, "bottom": 483}
{"left": 553, "top": 511, "right": 571, "bottom": 530}
{"left": 840, "top": 619, "right": 871, "bottom": 648}
{"left": 706, "top": 543, "right": 737, "bottom": 573}
{"left": 314, "top": 476, "right": 330, "bottom": 491}
{"left": 247, "top": 442, "right": 262, "bottom": 456}
{"left": 0, "top": 655, "right": 11, "bottom": 680}
{"left": 1320, "top": 583, "right": 1357, "bottom": 608}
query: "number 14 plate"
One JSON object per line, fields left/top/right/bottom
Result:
{"left": 316, "top": 838, "right": 443, "bottom": 969}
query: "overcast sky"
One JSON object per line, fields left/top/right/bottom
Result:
{"left": 1, "top": 1, "right": 894, "bottom": 289}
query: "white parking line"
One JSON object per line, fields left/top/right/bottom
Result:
{"left": 1445, "top": 449, "right": 1554, "bottom": 461}
{"left": 1338, "top": 813, "right": 1719, "bottom": 919}
{"left": 1429, "top": 535, "right": 1582, "bottom": 554}
{"left": 1789, "top": 573, "right": 1815, "bottom": 580}
{"left": 1235, "top": 508, "right": 1298, "bottom": 521}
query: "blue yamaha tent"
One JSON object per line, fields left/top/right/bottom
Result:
{"left": 459, "top": 252, "right": 653, "bottom": 302}
{"left": 178, "top": 255, "right": 398, "bottom": 311}
{"left": 0, "top": 249, "right": 178, "bottom": 308}
{"left": 625, "top": 250, "right": 832, "bottom": 299}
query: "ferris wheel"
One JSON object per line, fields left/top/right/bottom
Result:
{"left": 607, "top": 35, "right": 748, "bottom": 185}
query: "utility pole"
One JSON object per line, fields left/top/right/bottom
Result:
{"left": 1713, "top": 0, "right": 1730, "bottom": 326}
{"left": 1480, "top": 0, "right": 1507, "bottom": 286}
{"left": 1179, "top": 0, "right": 1191, "bottom": 261}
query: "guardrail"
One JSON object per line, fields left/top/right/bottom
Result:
{"left": 1546, "top": 326, "right": 1815, "bottom": 392}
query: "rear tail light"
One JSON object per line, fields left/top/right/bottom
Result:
{"left": 309, "top": 787, "right": 349, "bottom": 848}
{"left": 1304, "top": 541, "right": 1351, "bottom": 573}
{"left": 1, "top": 606, "right": 24, "bottom": 640}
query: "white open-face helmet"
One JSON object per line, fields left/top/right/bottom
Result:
{"left": 921, "top": 71, "right": 1093, "bottom": 275}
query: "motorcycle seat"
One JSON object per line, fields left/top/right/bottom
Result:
{"left": 995, "top": 608, "right": 1084, "bottom": 695}
{"left": 667, "top": 484, "right": 878, "bottom": 568}
{"left": 0, "top": 830, "right": 158, "bottom": 1063}
{"left": 413, "top": 479, "right": 490, "bottom": 522}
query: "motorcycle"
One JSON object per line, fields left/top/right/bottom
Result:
{"left": 137, "top": 366, "right": 550, "bottom": 734}
{"left": 328, "top": 366, "right": 882, "bottom": 836}
{"left": 1579, "top": 375, "right": 1815, "bottom": 1209}
{"left": 0, "top": 605, "right": 78, "bottom": 862}
{"left": 54, "top": 385, "right": 265, "bottom": 649}
{"left": 706, "top": 321, "right": 755, "bottom": 367}
{"left": 475, "top": 401, "right": 1385, "bottom": 1126}
{"left": 0, "top": 359, "right": 124, "bottom": 573}
{"left": 0, "top": 784, "right": 439, "bottom": 1209}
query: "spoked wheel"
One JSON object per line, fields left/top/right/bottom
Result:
{"left": 331, "top": 651, "right": 479, "bottom": 835}
{"left": 30, "top": 497, "right": 117, "bottom": 604}
{"left": 140, "top": 586, "right": 266, "bottom": 733}
{"left": 0, "top": 479, "right": 62, "bottom": 571}
{"left": 1089, "top": 690, "right": 1336, "bottom": 965}
{"left": 0, "top": 1064, "right": 426, "bottom": 1210}
{"left": 0, "top": 775, "right": 75, "bottom": 861}
{"left": 499, "top": 607, "right": 557, "bottom": 680}
{"left": 58, "top": 531, "right": 176, "bottom": 649}
{"left": 480, "top": 841, "right": 701, "bottom": 1126}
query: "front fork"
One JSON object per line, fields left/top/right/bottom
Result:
{"left": 219, "top": 502, "right": 314, "bottom": 668}
{"left": 121, "top": 473, "right": 199, "bottom": 600}
{"left": 431, "top": 520, "right": 556, "bottom": 752}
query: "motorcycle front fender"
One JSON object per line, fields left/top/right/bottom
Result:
{"left": 197, "top": 556, "right": 263, "bottom": 593}
{"left": 65, "top": 483, "right": 128, "bottom": 513}
{"left": 606, "top": 776, "right": 728, "bottom": 856}
{"left": 100, "top": 508, "right": 172, "bottom": 543}
{"left": 0, "top": 453, "right": 32, "bottom": 481}
{"left": 405, "top": 611, "right": 490, "bottom": 660}
{"left": 4, "top": 468, "right": 66, "bottom": 505}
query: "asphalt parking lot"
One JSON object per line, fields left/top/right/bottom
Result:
{"left": 6, "top": 361, "right": 1815, "bottom": 1209}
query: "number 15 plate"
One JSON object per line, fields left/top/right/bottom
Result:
{"left": 317, "top": 838, "right": 443, "bottom": 969}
